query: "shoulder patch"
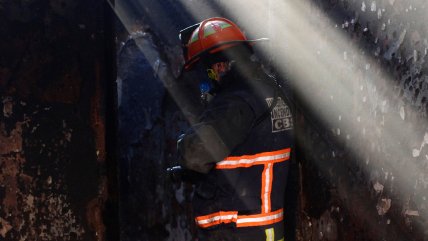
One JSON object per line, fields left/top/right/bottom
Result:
{"left": 265, "top": 97, "right": 293, "bottom": 132}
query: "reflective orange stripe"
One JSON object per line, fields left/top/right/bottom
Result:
{"left": 216, "top": 148, "right": 291, "bottom": 169}
{"left": 236, "top": 208, "right": 283, "bottom": 227}
{"left": 196, "top": 148, "right": 291, "bottom": 229}
{"left": 195, "top": 209, "right": 284, "bottom": 228}
{"left": 195, "top": 211, "right": 238, "bottom": 228}
{"left": 261, "top": 163, "right": 273, "bottom": 213}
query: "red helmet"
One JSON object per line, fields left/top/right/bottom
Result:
{"left": 179, "top": 17, "right": 267, "bottom": 70}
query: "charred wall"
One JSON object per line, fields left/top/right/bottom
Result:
{"left": 294, "top": 0, "right": 428, "bottom": 240}
{"left": 0, "top": 0, "right": 118, "bottom": 240}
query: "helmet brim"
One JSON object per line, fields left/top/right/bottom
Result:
{"left": 183, "top": 38, "right": 269, "bottom": 71}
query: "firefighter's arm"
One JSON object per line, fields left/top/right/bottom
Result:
{"left": 177, "top": 124, "right": 228, "bottom": 174}
{"left": 177, "top": 95, "right": 255, "bottom": 174}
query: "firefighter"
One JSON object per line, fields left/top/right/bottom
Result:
{"left": 177, "top": 17, "right": 294, "bottom": 241}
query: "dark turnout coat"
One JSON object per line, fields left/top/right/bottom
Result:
{"left": 178, "top": 66, "right": 294, "bottom": 237}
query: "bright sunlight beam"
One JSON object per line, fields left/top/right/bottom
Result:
{"left": 112, "top": 0, "right": 428, "bottom": 236}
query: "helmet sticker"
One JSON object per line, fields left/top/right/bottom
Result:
{"left": 189, "top": 27, "right": 200, "bottom": 44}
{"left": 203, "top": 22, "right": 232, "bottom": 37}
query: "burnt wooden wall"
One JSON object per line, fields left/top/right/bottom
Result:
{"left": 0, "top": 0, "right": 118, "bottom": 240}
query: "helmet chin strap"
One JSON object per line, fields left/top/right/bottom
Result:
{"left": 199, "top": 62, "right": 229, "bottom": 105}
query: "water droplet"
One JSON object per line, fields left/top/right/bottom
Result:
{"left": 371, "top": 1, "right": 377, "bottom": 12}
{"left": 373, "top": 181, "right": 384, "bottom": 193}
{"left": 400, "top": 106, "right": 405, "bottom": 120}
{"left": 413, "top": 149, "right": 421, "bottom": 157}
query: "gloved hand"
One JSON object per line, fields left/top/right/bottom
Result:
{"left": 166, "top": 165, "right": 184, "bottom": 183}
{"left": 166, "top": 165, "right": 204, "bottom": 183}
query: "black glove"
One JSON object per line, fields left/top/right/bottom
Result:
{"left": 166, "top": 165, "right": 204, "bottom": 183}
